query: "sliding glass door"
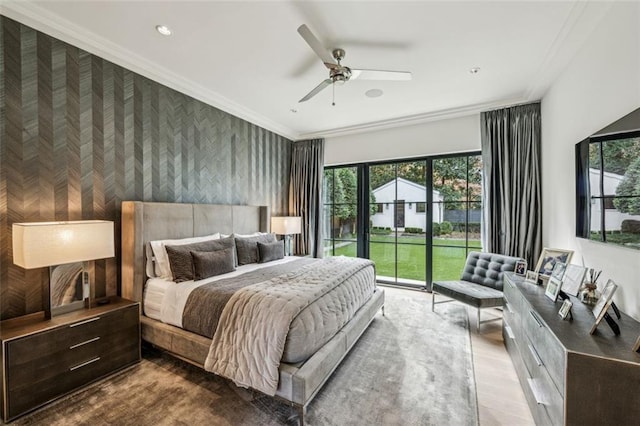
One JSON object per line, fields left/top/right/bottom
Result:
{"left": 323, "top": 152, "right": 482, "bottom": 289}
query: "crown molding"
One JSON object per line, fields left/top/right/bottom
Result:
{"left": 0, "top": 0, "right": 298, "bottom": 140}
{"left": 297, "top": 97, "right": 527, "bottom": 140}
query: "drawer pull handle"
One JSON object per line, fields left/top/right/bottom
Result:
{"left": 506, "top": 303, "right": 515, "bottom": 314}
{"left": 528, "top": 343, "right": 543, "bottom": 367}
{"left": 70, "top": 357, "right": 100, "bottom": 371}
{"left": 529, "top": 311, "right": 544, "bottom": 328}
{"left": 526, "top": 378, "right": 546, "bottom": 405}
{"left": 69, "top": 317, "right": 100, "bottom": 328}
{"left": 69, "top": 336, "right": 101, "bottom": 350}
{"left": 505, "top": 325, "right": 515, "bottom": 340}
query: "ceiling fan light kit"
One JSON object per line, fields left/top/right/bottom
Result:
{"left": 297, "top": 24, "right": 412, "bottom": 105}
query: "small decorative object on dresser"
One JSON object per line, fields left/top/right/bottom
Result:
{"left": 558, "top": 299, "right": 573, "bottom": 320}
{"left": 514, "top": 260, "right": 527, "bottom": 276}
{"left": 534, "top": 247, "right": 573, "bottom": 281}
{"left": 545, "top": 275, "right": 563, "bottom": 302}
{"left": 634, "top": 336, "right": 640, "bottom": 353}
{"left": 525, "top": 270, "right": 538, "bottom": 283}
{"left": 0, "top": 297, "right": 140, "bottom": 422}
{"left": 590, "top": 280, "right": 619, "bottom": 335}
{"left": 560, "top": 264, "right": 587, "bottom": 296}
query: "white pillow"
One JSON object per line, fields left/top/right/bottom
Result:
{"left": 149, "top": 233, "right": 221, "bottom": 279}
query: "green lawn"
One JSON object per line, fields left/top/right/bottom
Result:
{"left": 332, "top": 236, "right": 481, "bottom": 282}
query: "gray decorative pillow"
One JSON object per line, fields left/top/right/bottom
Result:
{"left": 234, "top": 233, "right": 277, "bottom": 265}
{"left": 258, "top": 240, "right": 285, "bottom": 263}
{"left": 165, "top": 236, "right": 236, "bottom": 282}
{"left": 191, "top": 248, "right": 236, "bottom": 281}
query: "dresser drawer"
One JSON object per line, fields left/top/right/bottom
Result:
{"left": 2, "top": 303, "right": 140, "bottom": 421}
{"left": 521, "top": 336, "right": 564, "bottom": 424}
{"left": 523, "top": 309, "right": 565, "bottom": 395}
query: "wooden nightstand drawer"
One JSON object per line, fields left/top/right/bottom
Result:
{"left": 1, "top": 298, "right": 140, "bottom": 422}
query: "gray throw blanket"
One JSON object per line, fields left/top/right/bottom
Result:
{"left": 182, "top": 258, "right": 315, "bottom": 338}
{"left": 204, "top": 256, "right": 374, "bottom": 395}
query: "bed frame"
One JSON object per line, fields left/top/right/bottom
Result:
{"left": 120, "top": 201, "right": 385, "bottom": 424}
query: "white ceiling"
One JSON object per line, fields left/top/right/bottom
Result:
{"left": 0, "top": 1, "right": 613, "bottom": 140}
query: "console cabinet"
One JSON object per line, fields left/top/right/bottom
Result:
{"left": 0, "top": 297, "right": 140, "bottom": 422}
{"left": 503, "top": 273, "right": 640, "bottom": 425}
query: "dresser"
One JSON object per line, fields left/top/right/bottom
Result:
{"left": 503, "top": 273, "right": 640, "bottom": 425}
{"left": 0, "top": 297, "right": 140, "bottom": 422}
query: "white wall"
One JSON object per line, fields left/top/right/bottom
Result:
{"left": 541, "top": 2, "right": 640, "bottom": 320}
{"left": 324, "top": 114, "right": 480, "bottom": 166}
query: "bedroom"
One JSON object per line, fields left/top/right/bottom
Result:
{"left": 0, "top": 1, "right": 639, "bottom": 425}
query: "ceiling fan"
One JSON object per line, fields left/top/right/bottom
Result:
{"left": 297, "top": 24, "right": 412, "bottom": 104}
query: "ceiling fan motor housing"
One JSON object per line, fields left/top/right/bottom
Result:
{"left": 330, "top": 66, "right": 352, "bottom": 83}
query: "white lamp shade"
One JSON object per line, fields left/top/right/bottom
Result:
{"left": 13, "top": 220, "right": 115, "bottom": 269}
{"left": 271, "top": 216, "right": 302, "bottom": 235}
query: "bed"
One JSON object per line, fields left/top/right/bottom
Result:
{"left": 120, "top": 201, "right": 385, "bottom": 424}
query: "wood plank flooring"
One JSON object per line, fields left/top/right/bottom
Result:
{"left": 466, "top": 306, "right": 535, "bottom": 426}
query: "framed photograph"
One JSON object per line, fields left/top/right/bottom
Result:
{"left": 545, "top": 276, "right": 562, "bottom": 302}
{"left": 558, "top": 300, "right": 573, "bottom": 320}
{"left": 514, "top": 260, "right": 527, "bottom": 276}
{"left": 560, "top": 264, "right": 587, "bottom": 297}
{"left": 525, "top": 270, "right": 538, "bottom": 283}
{"left": 535, "top": 248, "right": 574, "bottom": 280}
{"left": 550, "top": 262, "right": 567, "bottom": 281}
{"left": 590, "top": 280, "right": 618, "bottom": 334}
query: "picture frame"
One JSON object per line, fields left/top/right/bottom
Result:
{"left": 525, "top": 270, "right": 538, "bottom": 283}
{"left": 560, "top": 264, "right": 587, "bottom": 297}
{"left": 589, "top": 280, "right": 618, "bottom": 334}
{"left": 558, "top": 299, "right": 573, "bottom": 320}
{"left": 514, "top": 260, "right": 527, "bottom": 276}
{"left": 535, "top": 248, "right": 574, "bottom": 280}
{"left": 545, "top": 276, "right": 563, "bottom": 302}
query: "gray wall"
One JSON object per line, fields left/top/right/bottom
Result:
{"left": 0, "top": 16, "right": 292, "bottom": 320}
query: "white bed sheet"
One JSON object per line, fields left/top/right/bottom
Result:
{"left": 143, "top": 256, "right": 299, "bottom": 327}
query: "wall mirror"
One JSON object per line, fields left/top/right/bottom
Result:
{"left": 576, "top": 107, "right": 640, "bottom": 249}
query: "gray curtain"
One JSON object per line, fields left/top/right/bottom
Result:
{"left": 289, "top": 139, "right": 325, "bottom": 257}
{"left": 481, "top": 103, "right": 541, "bottom": 266}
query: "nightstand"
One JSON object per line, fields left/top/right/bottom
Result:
{"left": 0, "top": 297, "right": 140, "bottom": 422}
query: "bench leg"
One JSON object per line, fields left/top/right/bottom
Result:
{"left": 432, "top": 291, "right": 435, "bottom": 312}
{"left": 477, "top": 307, "right": 481, "bottom": 331}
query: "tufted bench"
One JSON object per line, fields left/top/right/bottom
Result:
{"left": 432, "top": 251, "right": 522, "bottom": 331}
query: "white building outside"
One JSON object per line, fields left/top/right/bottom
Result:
{"left": 371, "top": 177, "right": 443, "bottom": 231}
{"left": 589, "top": 168, "right": 640, "bottom": 231}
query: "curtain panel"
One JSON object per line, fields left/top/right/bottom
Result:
{"left": 481, "top": 103, "right": 542, "bottom": 266}
{"left": 289, "top": 139, "right": 325, "bottom": 257}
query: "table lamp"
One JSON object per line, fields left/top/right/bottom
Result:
{"left": 12, "top": 220, "right": 115, "bottom": 318}
{"left": 271, "top": 216, "right": 302, "bottom": 256}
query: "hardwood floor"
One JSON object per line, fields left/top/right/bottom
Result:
{"left": 465, "top": 306, "right": 535, "bottom": 426}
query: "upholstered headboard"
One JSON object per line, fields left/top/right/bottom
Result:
{"left": 121, "top": 201, "right": 269, "bottom": 303}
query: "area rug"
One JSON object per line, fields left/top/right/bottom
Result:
{"left": 14, "top": 287, "right": 478, "bottom": 426}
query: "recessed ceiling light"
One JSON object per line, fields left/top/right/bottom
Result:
{"left": 365, "top": 89, "right": 384, "bottom": 98}
{"left": 469, "top": 67, "right": 481, "bottom": 74}
{"left": 156, "top": 25, "right": 172, "bottom": 36}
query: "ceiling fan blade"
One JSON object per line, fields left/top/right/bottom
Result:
{"left": 350, "top": 69, "right": 412, "bottom": 81}
{"left": 299, "top": 79, "right": 333, "bottom": 103}
{"left": 297, "top": 24, "right": 337, "bottom": 69}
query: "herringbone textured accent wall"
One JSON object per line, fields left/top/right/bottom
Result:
{"left": 0, "top": 17, "right": 292, "bottom": 320}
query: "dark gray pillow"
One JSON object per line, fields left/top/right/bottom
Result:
{"left": 234, "top": 233, "right": 277, "bottom": 265}
{"left": 165, "top": 236, "right": 236, "bottom": 282}
{"left": 258, "top": 240, "right": 285, "bottom": 263}
{"left": 191, "top": 248, "right": 236, "bottom": 280}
